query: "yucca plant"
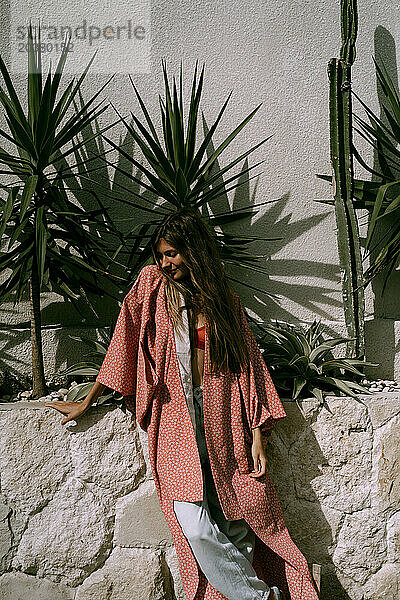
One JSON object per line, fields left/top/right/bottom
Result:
{"left": 0, "top": 24, "right": 123, "bottom": 398}
{"left": 255, "top": 319, "right": 377, "bottom": 414}
{"left": 99, "top": 60, "right": 281, "bottom": 282}
{"left": 351, "top": 58, "right": 400, "bottom": 292}
{"left": 318, "top": 57, "right": 400, "bottom": 295}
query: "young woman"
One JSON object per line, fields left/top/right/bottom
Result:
{"left": 46, "top": 208, "right": 320, "bottom": 600}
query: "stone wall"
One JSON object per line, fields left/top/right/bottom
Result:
{"left": 0, "top": 394, "right": 399, "bottom": 600}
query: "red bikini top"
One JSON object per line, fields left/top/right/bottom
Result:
{"left": 194, "top": 324, "right": 205, "bottom": 350}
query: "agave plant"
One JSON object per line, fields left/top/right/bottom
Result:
{"left": 99, "top": 60, "right": 281, "bottom": 282}
{"left": 351, "top": 58, "right": 400, "bottom": 292}
{"left": 255, "top": 319, "right": 377, "bottom": 414}
{"left": 0, "top": 24, "right": 123, "bottom": 398}
{"left": 59, "top": 332, "right": 120, "bottom": 405}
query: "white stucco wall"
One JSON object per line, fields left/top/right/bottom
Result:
{"left": 0, "top": 1, "right": 399, "bottom": 379}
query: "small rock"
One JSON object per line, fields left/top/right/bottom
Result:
{"left": 58, "top": 388, "right": 69, "bottom": 395}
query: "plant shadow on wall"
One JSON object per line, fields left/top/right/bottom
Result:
{"left": 0, "top": 54, "right": 301, "bottom": 397}
{"left": 56, "top": 55, "right": 378, "bottom": 411}
{"left": 199, "top": 137, "right": 374, "bottom": 409}
{"left": 61, "top": 61, "right": 368, "bottom": 406}
{"left": 47, "top": 107, "right": 165, "bottom": 375}
{"left": 0, "top": 26, "right": 376, "bottom": 417}
{"left": 199, "top": 117, "right": 344, "bottom": 328}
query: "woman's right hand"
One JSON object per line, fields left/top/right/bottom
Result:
{"left": 44, "top": 399, "right": 91, "bottom": 425}
{"left": 44, "top": 382, "right": 106, "bottom": 426}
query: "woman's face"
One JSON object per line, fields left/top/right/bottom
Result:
{"left": 155, "top": 238, "right": 190, "bottom": 281}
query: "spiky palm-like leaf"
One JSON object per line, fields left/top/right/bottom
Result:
{"left": 351, "top": 58, "right": 400, "bottom": 292}
{"left": 0, "top": 24, "right": 121, "bottom": 396}
{"left": 60, "top": 332, "right": 120, "bottom": 405}
{"left": 0, "top": 25, "right": 121, "bottom": 301}
{"left": 100, "top": 60, "right": 279, "bottom": 275}
{"left": 316, "top": 58, "right": 400, "bottom": 294}
{"left": 255, "top": 319, "right": 377, "bottom": 415}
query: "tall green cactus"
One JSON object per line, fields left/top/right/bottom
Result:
{"left": 328, "top": 0, "right": 365, "bottom": 359}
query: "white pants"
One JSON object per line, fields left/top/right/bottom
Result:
{"left": 173, "top": 385, "right": 272, "bottom": 600}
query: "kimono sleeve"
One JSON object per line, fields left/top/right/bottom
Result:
{"left": 235, "top": 294, "right": 287, "bottom": 440}
{"left": 95, "top": 272, "right": 143, "bottom": 400}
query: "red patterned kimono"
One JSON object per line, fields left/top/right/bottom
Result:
{"left": 96, "top": 264, "right": 319, "bottom": 600}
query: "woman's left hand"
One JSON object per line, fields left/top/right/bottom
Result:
{"left": 249, "top": 430, "right": 267, "bottom": 478}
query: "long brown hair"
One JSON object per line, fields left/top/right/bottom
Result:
{"left": 150, "top": 207, "right": 249, "bottom": 375}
